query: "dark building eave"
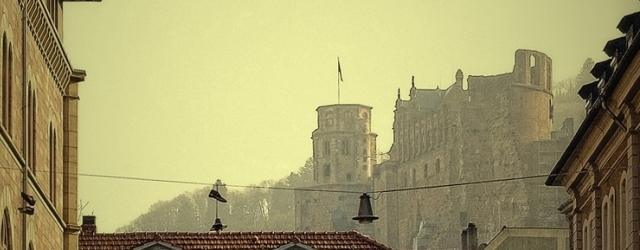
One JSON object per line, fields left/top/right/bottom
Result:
{"left": 546, "top": 21, "right": 640, "bottom": 186}
{"left": 617, "top": 11, "right": 640, "bottom": 33}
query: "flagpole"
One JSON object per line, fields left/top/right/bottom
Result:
{"left": 337, "top": 57, "right": 341, "bottom": 104}
{"left": 337, "top": 57, "right": 343, "bottom": 104}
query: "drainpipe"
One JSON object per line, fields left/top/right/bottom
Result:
{"left": 21, "top": 0, "right": 29, "bottom": 249}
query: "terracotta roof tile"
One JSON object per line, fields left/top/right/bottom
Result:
{"left": 79, "top": 231, "right": 392, "bottom": 250}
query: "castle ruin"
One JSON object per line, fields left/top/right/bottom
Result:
{"left": 296, "top": 49, "right": 571, "bottom": 250}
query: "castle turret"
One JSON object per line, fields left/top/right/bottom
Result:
{"left": 312, "top": 104, "right": 377, "bottom": 185}
{"left": 509, "top": 49, "right": 554, "bottom": 143}
{"left": 295, "top": 104, "right": 377, "bottom": 234}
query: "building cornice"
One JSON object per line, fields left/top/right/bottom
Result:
{"left": 23, "top": 0, "right": 74, "bottom": 94}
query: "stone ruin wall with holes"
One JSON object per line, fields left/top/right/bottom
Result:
{"left": 371, "top": 50, "right": 572, "bottom": 250}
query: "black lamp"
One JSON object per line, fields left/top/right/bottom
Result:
{"left": 352, "top": 193, "right": 378, "bottom": 224}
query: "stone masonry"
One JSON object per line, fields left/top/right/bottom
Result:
{"left": 295, "top": 104, "right": 377, "bottom": 235}
{"left": 374, "top": 49, "right": 569, "bottom": 249}
{"left": 297, "top": 50, "right": 572, "bottom": 250}
{"left": 0, "top": 1, "right": 87, "bottom": 250}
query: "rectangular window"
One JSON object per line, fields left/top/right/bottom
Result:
{"left": 323, "top": 164, "right": 331, "bottom": 178}
{"left": 341, "top": 140, "right": 350, "bottom": 155}
{"left": 323, "top": 141, "right": 330, "bottom": 156}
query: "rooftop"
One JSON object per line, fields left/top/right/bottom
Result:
{"left": 79, "top": 231, "right": 393, "bottom": 250}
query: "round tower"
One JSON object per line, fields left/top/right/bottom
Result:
{"left": 312, "top": 104, "right": 377, "bottom": 186}
{"left": 509, "top": 49, "right": 554, "bottom": 143}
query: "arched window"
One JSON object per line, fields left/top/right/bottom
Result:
{"left": 323, "top": 164, "right": 331, "bottom": 179}
{"left": 49, "top": 124, "right": 57, "bottom": 206}
{"left": 325, "top": 112, "right": 334, "bottom": 127}
{"left": 530, "top": 55, "right": 536, "bottom": 67}
{"left": 1, "top": 34, "right": 12, "bottom": 134}
{"left": 402, "top": 172, "right": 408, "bottom": 187}
{"left": 603, "top": 201, "right": 608, "bottom": 250}
{"left": 28, "top": 88, "right": 36, "bottom": 174}
{"left": 341, "top": 140, "right": 350, "bottom": 155}
{"left": 608, "top": 193, "right": 615, "bottom": 250}
{"left": 1, "top": 209, "right": 11, "bottom": 250}
{"left": 583, "top": 220, "right": 589, "bottom": 250}
{"left": 323, "top": 141, "right": 330, "bottom": 157}
{"left": 412, "top": 169, "right": 416, "bottom": 185}
{"left": 423, "top": 164, "right": 428, "bottom": 178}
{"left": 621, "top": 178, "right": 627, "bottom": 248}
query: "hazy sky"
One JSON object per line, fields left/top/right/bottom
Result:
{"left": 63, "top": 0, "right": 638, "bottom": 232}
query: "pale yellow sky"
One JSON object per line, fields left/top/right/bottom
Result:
{"left": 64, "top": 0, "right": 638, "bottom": 232}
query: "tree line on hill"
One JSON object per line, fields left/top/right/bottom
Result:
{"left": 116, "top": 158, "right": 313, "bottom": 232}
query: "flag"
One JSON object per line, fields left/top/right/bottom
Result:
{"left": 338, "top": 58, "right": 344, "bottom": 82}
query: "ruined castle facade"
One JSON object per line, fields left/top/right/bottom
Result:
{"left": 296, "top": 50, "right": 571, "bottom": 250}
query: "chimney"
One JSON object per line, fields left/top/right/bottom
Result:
{"left": 81, "top": 215, "right": 97, "bottom": 235}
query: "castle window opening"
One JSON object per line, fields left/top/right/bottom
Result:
{"left": 346, "top": 174, "right": 352, "bottom": 182}
{"left": 530, "top": 55, "right": 536, "bottom": 67}
{"left": 423, "top": 164, "right": 428, "bottom": 178}
{"left": 341, "top": 140, "right": 350, "bottom": 155}
{"left": 344, "top": 112, "right": 351, "bottom": 121}
{"left": 436, "top": 159, "right": 441, "bottom": 173}
{"left": 402, "top": 172, "right": 408, "bottom": 187}
{"left": 325, "top": 112, "right": 334, "bottom": 127}
{"left": 362, "top": 165, "right": 367, "bottom": 171}
{"left": 362, "top": 157, "right": 367, "bottom": 162}
{"left": 323, "top": 164, "right": 331, "bottom": 179}
{"left": 412, "top": 169, "right": 416, "bottom": 185}
{"left": 323, "top": 141, "right": 330, "bottom": 156}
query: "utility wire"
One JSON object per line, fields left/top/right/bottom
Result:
{"left": 0, "top": 165, "right": 630, "bottom": 195}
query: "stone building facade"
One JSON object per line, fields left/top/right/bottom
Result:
{"left": 297, "top": 49, "right": 573, "bottom": 250}
{"left": 295, "top": 104, "right": 377, "bottom": 234}
{"left": 372, "top": 49, "right": 569, "bottom": 250}
{"left": 0, "top": 1, "right": 95, "bottom": 250}
{"left": 546, "top": 10, "right": 640, "bottom": 250}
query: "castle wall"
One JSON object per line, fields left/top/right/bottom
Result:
{"left": 372, "top": 50, "right": 568, "bottom": 250}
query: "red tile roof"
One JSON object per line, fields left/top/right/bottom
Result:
{"left": 79, "top": 231, "right": 393, "bottom": 250}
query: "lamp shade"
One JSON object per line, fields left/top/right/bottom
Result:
{"left": 352, "top": 193, "right": 378, "bottom": 224}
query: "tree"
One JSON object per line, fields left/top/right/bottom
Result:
{"left": 116, "top": 158, "right": 314, "bottom": 232}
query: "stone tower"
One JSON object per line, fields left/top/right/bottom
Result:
{"left": 295, "top": 104, "right": 377, "bottom": 234}
{"left": 509, "top": 49, "right": 554, "bottom": 144}
{"left": 312, "top": 104, "right": 377, "bottom": 185}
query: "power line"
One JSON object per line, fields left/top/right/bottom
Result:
{"left": 0, "top": 165, "right": 631, "bottom": 195}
